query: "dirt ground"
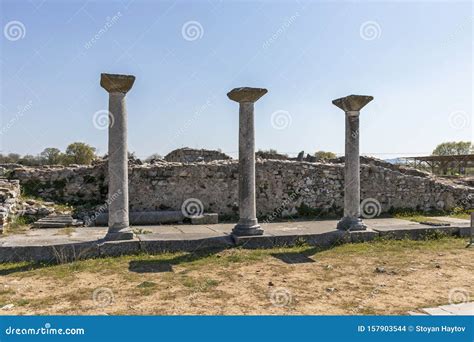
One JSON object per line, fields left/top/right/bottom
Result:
{"left": 0, "top": 237, "right": 472, "bottom": 315}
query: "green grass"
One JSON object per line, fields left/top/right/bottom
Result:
{"left": 4, "top": 216, "right": 34, "bottom": 235}
{"left": 19, "top": 195, "right": 73, "bottom": 213}
{"left": 395, "top": 215, "right": 447, "bottom": 224}
{"left": 393, "top": 207, "right": 472, "bottom": 223}
{"left": 0, "top": 237, "right": 467, "bottom": 281}
{"left": 135, "top": 281, "right": 158, "bottom": 296}
{"left": 0, "top": 236, "right": 470, "bottom": 315}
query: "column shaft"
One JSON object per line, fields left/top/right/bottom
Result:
{"left": 107, "top": 92, "right": 131, "bottom": 239}
{"left": 332, "top": 94, "right": 372, "bottom": 231}
{"left": 238, "top": 102, "right": 257, "bottom": 227}
{"left": 227, "top": 86, "right": 267, "bottom": 236}
{"left": 344, "top": 112, "right": 360, "bottom": 218}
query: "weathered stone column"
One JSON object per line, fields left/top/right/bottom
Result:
{"left": 333, "top": 94, "right": 373, "bottom": 231}
{"left": 228, "top": 87, "right": 267, "bottom": 236}
{"left": 100, "top": 73, "right": 135, "bottom": 240}
{"left": 469, "top": 212, "right": 474, "bottom": 247}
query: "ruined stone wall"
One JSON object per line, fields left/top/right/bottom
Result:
{"left": 164, "top": 148, "right": 231, "bottom": 163}
{"left": 0, "top": 179, "right": 21, "bottom": 230}
{"left": 7, "top": 160, "right": 474, "bottom": 219}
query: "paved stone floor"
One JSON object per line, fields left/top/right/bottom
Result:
{"left": 0, "top": 217, "right": 470, "bottom": 262}
{"left": 409, "top": 302, "right": 474, "bottom": 316}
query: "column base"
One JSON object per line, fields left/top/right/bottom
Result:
{"left": 232, "top": 219, "right": 263, "bottom": 236}
{"left": 337, "top": 216, "right": 367, "bottom": 231}
{"left": 105, "top": 228, "right": 134, "bottom": 241}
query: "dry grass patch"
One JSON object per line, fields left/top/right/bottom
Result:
{"left": 0, "top": 237, "right": 472, "bottom": 315}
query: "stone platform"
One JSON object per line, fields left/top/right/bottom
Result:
{"left": 0, "top": 217, "right": 470, "bottom": 263}
{"left": 409, "top": 302, "right": 474, "bottom": 316}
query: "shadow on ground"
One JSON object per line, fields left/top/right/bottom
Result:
{"left": 271, "top": 252, "right": 316, "bottom": 264}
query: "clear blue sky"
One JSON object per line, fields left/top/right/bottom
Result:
{"left": 1, "top": 0, "right": 472, "bottom": 159}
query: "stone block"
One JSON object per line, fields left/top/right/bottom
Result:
{"left": 99, "top": 239, "right": 140, "bottom": 257}
{"left": 95, "top": 211, "right": 184, "bottom": 226}
{"left": 0, "top": 242, "right": 99, "bottom": 263}
{"left": 349, "top": 228, "right": 379, "bottom": 243}
{"left": 139, "top": 234, "right": 233, "bottom": 254}
{"left": 191, "top": 213, "right": 218, "bottom": 225}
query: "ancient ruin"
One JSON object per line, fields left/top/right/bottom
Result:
{"left": 100, "top": 73, "right": 135, "bottom": 240}
{"left": 164, "top": 148, "right": 231, "bottom": 163}
{"left": 0, "top": 74, "right": 472, "bottom": 247}
{"left": 333, "top": 94, "right": 373, "bottom": 231}
{"left": 228, "top": 87, "right": 268, "bottom": 236}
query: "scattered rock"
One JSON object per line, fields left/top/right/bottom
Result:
{"left": 375, "top": 267, "right": 386, "bottom": 273}
{"left": 1, "top": 304, "right": 14, "bottom": 310}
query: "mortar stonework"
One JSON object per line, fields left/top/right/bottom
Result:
{"left": 8, "top": 159, "right": 473, "bottom": 219}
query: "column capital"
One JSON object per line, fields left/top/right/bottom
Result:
{"left": 227, "top": 87, "right": 267, "bottom": 103}
{"left": 100, "top": 73, "right": 136, "bottom": 94}
{"left": 332, "top": 94, "right": 373, "bottom": 112}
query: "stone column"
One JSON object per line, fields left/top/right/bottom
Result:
{"left": 333, "top": 94, "right": 373, "bottom": 231}
{"left": 469, "top": 212, "right": 474, "bottom": 247}
{"left": 100, "top": 73, "right": 135, "bottom": 241}
{"left": 228, "top": 87, "right": 267, "bottom": 236}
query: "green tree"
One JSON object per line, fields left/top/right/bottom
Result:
{"left": 314, "top": 151, "right": 337, "bottom": 160}
{"left": 40, "top": 147, "right": 62, "bottom": 165}
{"left": 0, "top": 153, "right": 21, "bottom": 163}
{"left": 432, "top": 141, "right": 472, "bottom": 156}
{"left": 65, "top": 142, "right": 96, "bottom": 165}
{"left": 18, "top": 154, "right": 40, "bottom": 166}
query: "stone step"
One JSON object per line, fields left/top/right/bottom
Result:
{"left": 33, "top": 214, "right": 83, "bottom": 228}
{"left": 33, "top": 221, "right": 83, "bottom": 228}
{"left": 33, "top": 222, "right": 69, "bottom": 228}
{"left": 37, "top": 217, "right": 74, "bottom": 223}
